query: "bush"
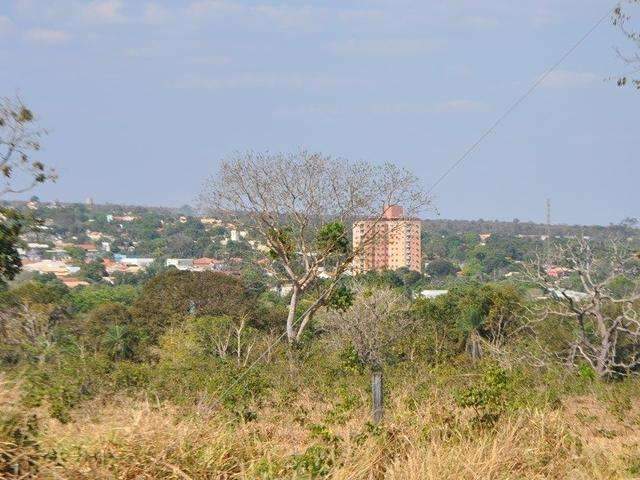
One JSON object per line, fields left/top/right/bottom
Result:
{"left": 0, "top": 378, "right": 43, "bottom": 479}
{"left": 455, "top": 364, "right": 509, "bottom": 426}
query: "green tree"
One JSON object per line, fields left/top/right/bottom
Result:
{"left": 80, "top": 260, "right": 107, "bottom": 283}
{"left": 130, "top": 270, "right": 256, "bottom": 343}
{"left": 102, "top": 324, "right": 137, "bottom": 361}
{"left": 0, "top": 208, "right": 24, "bottom": 286}
{"left": 85, "top": 302, "right": 132, "bottom": 339}
{"left": 69, "top": 285, "right": 138, "bottom": 313}
{"left": 64, "top": 246, "right": 87, "bottom": 263}
{"left": 9, "top": 280, "right": 70, "bottom": 306}
{"left": 425, "top": 258, "right": 459, "bottom": 278}
{"left": 415, "top": 282, "right": 523, "bottom": 362}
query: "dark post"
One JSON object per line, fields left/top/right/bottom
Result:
{"left": 371, "top": 369, "right": 383, "bottom": 424}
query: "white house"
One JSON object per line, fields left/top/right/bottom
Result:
{"left": 118, "top": 256, "right": 154, "bottom": 268}
{"left": 166, "top": 258, "right": 194, "bottom": 270}
{"left": 420, "top": 290, "right": 449, "bottom": 299}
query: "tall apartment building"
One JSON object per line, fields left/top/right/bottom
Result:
{"left": 352, "top": 205, "right": 422, "bottom": 273}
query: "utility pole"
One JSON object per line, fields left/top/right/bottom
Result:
{"left": 544, "top": 198, "right": 552, "bottom": 265}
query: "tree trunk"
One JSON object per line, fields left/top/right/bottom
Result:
{"left": 371, "top": 369, "right": 384, "bottom": 424}
{"left": 295, "top": 310, "right": 312, "bottom": 343}
{"left": 595, "top": 334, "right": 612, "bottom": 379}
{"left": 286, "top": 285, "right": 299, "bottom": 343}
{"left": 466, "top": 330, "right": 482, "bottom": 362}
{"left": 294, "top": 282, "right": 336, "bottom": 342}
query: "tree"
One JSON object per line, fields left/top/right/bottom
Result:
{"left": 425, "top": 258, "right": 459, "bottom": 278}
{"left": 130, "top": 270, "right": 256, "bottom": 343}
{"left": 415, "top": 282, "right": 524, "bottom": 362}
{"left": 69, "top": 284, "right": 138, "bottom": 313}
{"left": 85, "top": 302, "right": 132, "bottom": 340}
{"left": 613, "top": 1, "right": 640, "bottom": 89}
{"left": 0, "top": 96, "right": 56, "bottom": 284}
{"left": 203, "top": 150, "right": 429, "bottom": 343}
{"left": 0, "top": 281, "right": 70, "bottom": 363}
{"left": 324, "top": 285, "right": 413, "bottom": 423}
{"left": 522, "top": 238, "right": 640, "bottom": 378}
{"left": 0, "top": 208, "right": 24, "bottom": 286}
{"left": 64, "top": 246, "right": 87, "bottom": 263}
{"left": 101, "top": 324, "right": 138, "bottom": 361}
{"left": 189, "top": 315, "right": 258, "bottom": 366}
{"left": 80, "top": 260, "right": 107, "bottom": 283}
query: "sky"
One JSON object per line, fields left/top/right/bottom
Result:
{"left": 0, "top": 0, "right": 638, "bottom": 226}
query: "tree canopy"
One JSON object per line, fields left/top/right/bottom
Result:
{"left": 130, "top": 270, "right": 256, "bottom": 341}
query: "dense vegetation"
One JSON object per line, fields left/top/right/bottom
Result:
{"left": 1, "top": 251, "right": 640, "bottom": 478}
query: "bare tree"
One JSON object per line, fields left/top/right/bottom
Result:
{"left": 0, "top": 301, "right": 64, "bottom": 364}
{"left": 613, "top": 1, "right": 640, "bottom": 89}
{"left": 202, "top": 150, "right": 429, "bottom": 343}
{"left": 194, "top": 315, "right": 258, "bottom": 367}
{"left": 522, "top": 237, "right": 640, "bottom": 378}
{"left": 0, "top": 96, "right": 56, "bottom": 196}
{"left": 323, "top": 284, "right": 414, "bottom": 423}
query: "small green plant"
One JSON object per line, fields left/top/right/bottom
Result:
{"left": 290, "top": 444, "right": 334, "bottom": 478}
{"left": 287, "top": 424, "right": 341, "bottom": 478}
{"left": 336, "top": 345, "right": 365, "bottom": 374}
{"left": 309, "top": 423, "right": 340, "bottom": 446}
{"left": 252, "top": 458, "right": 286, "bottom": 479}
{"left": 353, "top": 421, "right": 384, "bottom": 446}
{"left": 455, "top": 364, "right": 509, "bottom": 426}
{"left": 626, "top": 456, "right": 640, "bottom": 476}
{"left": 577, "top": 364, "right": 596, "bottom": 382}
{"left": 326, "top": 387, "right": 360, "bottom": 425}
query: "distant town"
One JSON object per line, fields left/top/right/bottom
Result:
{"left": 7, "top": 197, "right": 638, "bottom": 297}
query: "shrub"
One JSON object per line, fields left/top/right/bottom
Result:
{"left": 0, "top": 378, "right": 42, "bottom": 478}
{"left": 455, "top": 364, "right": 509, "bottom": 426}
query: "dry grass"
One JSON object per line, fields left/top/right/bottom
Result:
{"left": 2, "top": 378, "right": 640, "bottom": 479}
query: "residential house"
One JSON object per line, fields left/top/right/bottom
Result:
{"left": 420, "top": 290, "right": 449, "bottom": 299}
{"left": 166, "top": 258, "right": 194, "bottom": 270}
{"left": 61, "top": 278, "right": 90, "bottom": 288}
{"left": 192, "top": 257, "right": 226, "bottom": 271}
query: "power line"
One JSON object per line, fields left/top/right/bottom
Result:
{"left": 215, "top": 5, "right": 615, "bottom": 403}
{"left": 545, "top": 198, "right": 552, "bottom": 264}
{"left": 426, "top": 6, "right": 614, "bottom": 195}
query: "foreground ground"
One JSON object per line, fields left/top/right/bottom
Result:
{"left": 3, "top": 362, "right": 640, "bottom": 480}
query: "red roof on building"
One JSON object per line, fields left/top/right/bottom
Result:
{"left": 194, "top": 257, "right": 225, "bottom": 266}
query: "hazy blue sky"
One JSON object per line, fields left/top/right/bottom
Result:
{"left": 0, "top": 0, "right": 637, "bottom": 225}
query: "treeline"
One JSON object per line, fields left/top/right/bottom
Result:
{"left": 423, "top": 217, "right": 640, "bottom": 239}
